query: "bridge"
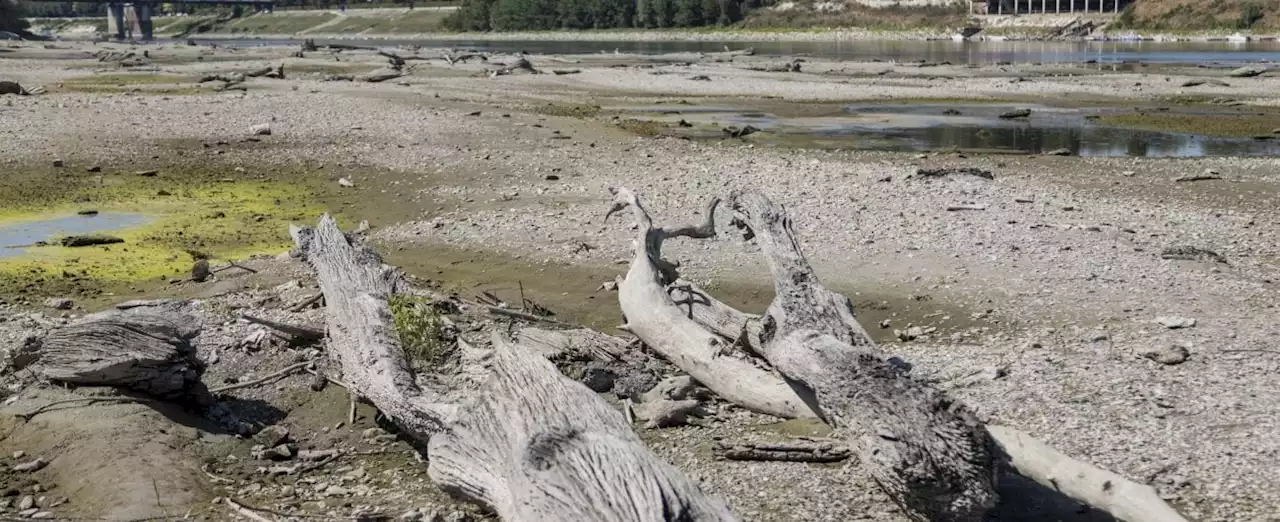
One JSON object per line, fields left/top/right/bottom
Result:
{"left": 26, "top": 0, "right": 276, "bottom": 40}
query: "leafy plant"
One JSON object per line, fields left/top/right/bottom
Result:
{"left": 1237, "top": 2, "right": 1264, "bottom": 29}
{"left": 389, "top": 295, "right": 450, "bottom": 366}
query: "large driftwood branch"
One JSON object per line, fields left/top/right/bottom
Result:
{"left": 428, "top": 332, "right": 736, "bottom": 521}
{"left": 34, "top": 303, "right": 213, "bottom": 406}
{"left": 292, "top": 215, "right": 736, "bottom": 521}
{"left": 727, "top": 189, "right": 998, "bottom": 522}
{"left": 290, "top": 216, "right": 455, "bottom": 435}
{"left": 605, "top": 188, "right": 817, "bottom": 420}
{"left": 629, "top": 189, "right": 1187, "bottom": 522}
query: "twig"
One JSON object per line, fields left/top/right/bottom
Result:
{"left": 946, "top": 204, "right": 988, "bottom": 211}
{"left": 210, "top": 362, "right": 312, "bottom": 394}
{"left": 287, "top": 293, "right": 324, "bottom": 312}
{"left": 239, "top": 314, "right": 325, "bottom": 341}
{"left": 201, "top": 463, "right": 236, "bottom": 484}
{"left": 225, "top": 498, "right": 276, "bottom": 522}
{"left": 152, "top": 478, "right": 162, "bottom": 507}
{"left": 211, "top": 260, "right": 258, "bottom": 274}
{"left": 487, "top": 306, "right": 573, "bottom": 327}
{"left": 16, "top": 396, "right": 156, "bottom": 421}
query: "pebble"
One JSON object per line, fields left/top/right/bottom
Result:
{"left": 254, "top": 425, "right": 290, "bottom": 448}
{"left": 42, "top": 298, "right": 72, "bottom": 310}
{"left": 17, "top": 495, "right": 34, "bottom": 510}
{"left": 1154, "top": 316, "right": 1196, "bottom": 329}
{"left": 250, "top": 123, "right": 272, "bottom": 136}
{"left": 1141, "top": 342, "right": 1191, "bottom": 365}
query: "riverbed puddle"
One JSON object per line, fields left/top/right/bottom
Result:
{"left": 0, "top": 212, "right": 152, "bottom": 258}
{"left": 646, "top": 103, "right": 1280, "bottom": 157}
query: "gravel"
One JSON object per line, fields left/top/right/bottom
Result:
{"left": 0, "top": 41, "right": 1276, "bottom": 521}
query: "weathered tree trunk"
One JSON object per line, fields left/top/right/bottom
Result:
{"left": 606, "top": 188, "right": 817, "bottom": 421}
{"left": 35, "top": 302, "right": 213, "bottom": 405}
{"left": 428, "top": 332, "right": 736, "bottom": 521}
{"left": 727, "top": 190, "right": 998, "bottom": 522}
{"left": 291, "top": 214, "right": 737, "bottom": 521}
{"left": 613, "top": 188, "right": 1190, "bottom": 522}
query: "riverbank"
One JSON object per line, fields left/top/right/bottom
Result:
{"left": 0, "top": 40, "right": 1277, "bottom": 521}
{"left": 25, "top": 9, "right": 1280, "bottom": 43}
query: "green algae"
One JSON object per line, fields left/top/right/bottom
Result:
{"left": 1096, "top": 112, "right": 1280, "bottom": 139}
{"left": 0, "top": 166, "right": 324, "bottom": 299}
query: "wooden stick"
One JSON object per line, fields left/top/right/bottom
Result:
{"left": 209, "top": 362, "right": 311, "bottom": 394}
{"left": 288, "top": 293, "right": 324, "bottom": 312}
{"left": 239, "top": 314, "right": 324, "bottom": 341}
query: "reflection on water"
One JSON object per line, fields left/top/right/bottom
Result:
{"left": 0, "top": 212, "right": 152, "bottom": 258}
{"left": 195, "top": 37, "right": 1280, "bottom": 66}
{"left": 719, "top": 104, "right": 1280, "bottom": 157}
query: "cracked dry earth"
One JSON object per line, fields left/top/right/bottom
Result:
{"left": 0, "top": 41, "right": 1277, "bottom": 521}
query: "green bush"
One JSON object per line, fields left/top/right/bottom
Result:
{"left": 389, "top": 295, "right": 450, "bottom": 366}
{"left": 1237, "top": 2, "right": 1264, "bottom": 28}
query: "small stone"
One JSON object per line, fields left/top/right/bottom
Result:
{"left": 12, "top": 451, "right": 24, "bottom": 459}
{"left": 18, "top": 508, "right": 37, "bottom": 517}
{"left": 1044, "top": 148, "right": 1072, "bottom": 156}
{"left": 1087, "top": 331, "right": 1110, "bottom": 342}
{"left": 31, "top": 511, "right": 54, "bottom": 519}
{"left": 400, "top": 509, "right": 425, "bottom": 521}
{"left": 1154, "top": 316, "right": 1196, "bottom": 329}
{"left": 254, "top": 425, "right": 290, "bottom": 448}
{"left": 17, "top": 495, "right": 34, "bottom": 510}
{"left": 1142, "top": 342, "right": 1190, "bottom": 365}
{"left": 135, "top": 169, "right": 158, "bottom": 177}
{"left": 250, "top": 123, "right": 272, "bottom": 136}
{"left": 52, "top": 159, "right": 64, "bottom": 167}
{"left": 878, "top": 319, "right": 891, "bottom": 329}
{"left": 362, "top": 427, "right": 386, "bottom": 439}
{"left": 324, "top": 485, "right": 351, "bottom": 496}
{"left": 86, "top": 165, "right": 102, "bottom": 173}
{"left": 545, "top": 174, "right": 560, "bottom": 181}
{"left": 12, "top": 458, "right": 46, "bottom": 472}
{"left": 263, "top": 444, "right": 294, "bottom": 461}
{"left": 580, "top": 365, "right": 616, "bottom": 393}
{"left": 338, "top": 178, "right": 354, "bottom": 187}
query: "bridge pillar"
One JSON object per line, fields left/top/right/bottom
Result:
{"left": 129, "top": 3, "right": 154, "bottom": 41}
{"left": 107, "top": 3, "right": 126, "bottom": 40}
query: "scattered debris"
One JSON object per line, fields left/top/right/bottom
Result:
{"left": 1175, "top": 169, "right": 1222, "bottom": 182}
{"left": 1227, "top": 65, "right": 1267, "bottom": 78}
{"left": 998, "top": 108, "right": 1032, "bottom": 119}
{"left": 915, "top": 167, "right": 994, "bottom": 180}
{"left": 1154, "top": 316, "right": 1196, "bottom": 329}
{"left": 1141, "top": 342, "right": 1191, "bottom": 365}
{"left": 1161, "top": 245, "right": 1227, "bottom": 264}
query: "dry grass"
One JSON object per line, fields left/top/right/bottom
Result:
{"left": 1115, "top": 0, "right": 1278, "bottom": 31}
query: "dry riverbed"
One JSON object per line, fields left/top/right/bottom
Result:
{"left": 0, "top": 40, "right": 1277, "bottom": 521}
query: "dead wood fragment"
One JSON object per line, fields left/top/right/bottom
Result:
{"left": 60, "top": 234, "right": 124, "bottom": 247}
{"left": 210, "top": 362, "right": 312, "bottom": 394}
{"left": 36, "top": 304, "right": 211, "bottom": 405}
{"left": 1174, "top": 173, "right": 1222, "bottom": 182}
{"left": 358, "top": 70, "right": 403, "bottom": 83}
{"left": 239, "top": 314, "right": 325, "bottom": 342}
{"left": 947, "top": 204, "right": 989, "bottom": 211}
{"left": 916, "top": 167, "right": 994, "bottom": 180}
{"left": 717, "top": 441, "right": 850, "bottom": 463}
{"left": 288, "top": 293, "right": 324, "bottom": 312}
{"left": 1161, "top": 245, "right": 1227, "bottom": 264}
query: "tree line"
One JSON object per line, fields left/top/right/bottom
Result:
{"left": 446, "top": 0, "right": 751, "bottom": 31}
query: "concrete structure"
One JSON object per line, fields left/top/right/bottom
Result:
{"left": 971, "top": 0, "right": 1134, "bottom": 15}
{"left": 31, "top": 0, "right": 274, "bottom": 40}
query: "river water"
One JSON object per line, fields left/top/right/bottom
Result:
{"left": 196, "top": 37, "right": 1280, "bottom": 66}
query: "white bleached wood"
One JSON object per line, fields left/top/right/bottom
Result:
{"left": 606, "top": 187, "right": 817, "bottom": 421}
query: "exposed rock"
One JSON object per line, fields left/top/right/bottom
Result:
{"left": 1161, "top": 245, "right": 1227, "bottom": 264}
{"left": 999, "top": 108, "right": 1032, "bottom": 119}
{"left": 338, "top": 178, "right": 354, "bottom": 187}
{"left": 263, "top": 444, "right": 294, "bottom": 461}
{"left": 17, "top": 496, "right": 34, "bottom": 510}
{"left": 1154, "top": 316, "right": 1196, "bottom": 329}
{"left": 1227, "top": 65, "right": 1266, "bottom": 78}
{"left": 613, "top": 371, "right": 660, "bottom": 400}
{"left": 254, "top": 425, "right": 290, "bottom": 448}
{"left": 579, "top": 363, "right": 616, "bottom": 393}
{"left": 43, "top": 298, "right": 73, "bottom": 310}
{"left": 1142, "top": 342, "right": 1190, "bottom": 365}
{"left": 60, "top": 235, "right": 124, "bottom": 247}
{"left": 250, "top": 123, "right": 272, "bottom": 136}
{"left": 13, "top": 458, "right": 46, "bottom": 472}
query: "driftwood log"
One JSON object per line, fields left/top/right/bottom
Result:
{"left": 290, "top": 215, "right": 735, "bottom": 521}
{"left": 33, "top": 302, "right": 213, "bottom": 405}
{"left": 610, "top": 188, "right": 1190, "bottom": 522}
{"left": 605, "top": 188, "right": 816, "bottom": 421}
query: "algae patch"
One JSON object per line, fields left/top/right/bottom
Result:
{"left": 0, "top": 167, "right": 324, "bottom": 298}
{"left": 1095, "top": 112, "right": 1280, "bottom": 139}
